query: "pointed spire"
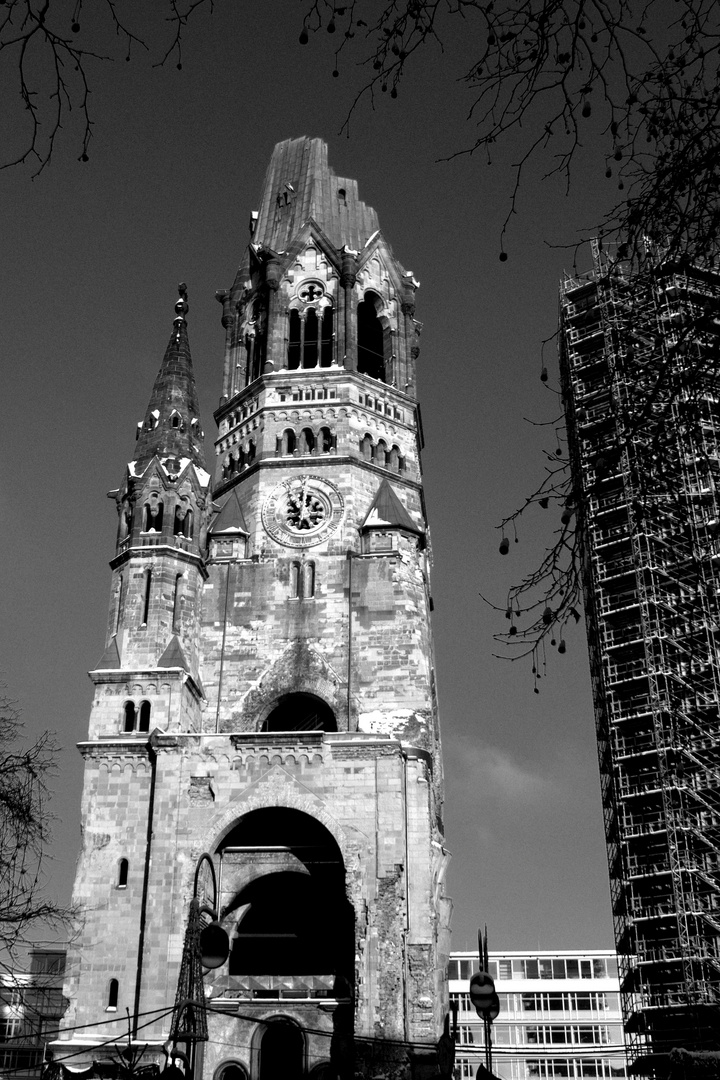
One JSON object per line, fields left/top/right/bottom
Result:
{"left": 133, "top": 284, "right": 206, "bottom": 472}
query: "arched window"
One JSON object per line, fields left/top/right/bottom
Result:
{"left": 304, "top": 310, "right": 319, "bottom": 369}
{"left": 357, "top": 292, "right": 386, "bottom": 381}
{"left": 288, "top": 310, "right": 301, "bottom": 369}
{"left": 215, "top": 1065, "right": 249, "bottom": 1080}
{"left": 283, "top": 429, "right": 297, "bottom": 455}
{"left": 303, "top": 562, "right": 315, "bottom": 599}
{"left": 287, "top": 306, "right": 334, "bottom": 369}
{"left": 360, "top": 434, "right": 373, "bottom": 461}
{"left": 115, "top": 574, "right": 125, "bottom": 634}
{"left": 123, "top": 701, "right": 137, "bottom": 733}
{"left": 319, "top": 427, "right": 334, "bottom": 454}
{"left": 138, "top": 701, "right": 151, "bottom": 733}
{"left": 117, "top": 859, "right": 129, "bottom": 888}
{"left": 260, "top": 1020, "right": 303, "bottom": 1080}
{"left": 320, "top": 307, "right": 333, "bottom": 367}
{"left": 261, "top": 693, "right": 336, "bottom": 733}
{"left": 289, "top": 562, "right": 300, "bottom": 600}
{"left": 107, "top": 980, "right": 119, "bottom": 1011}
{"left": 171, "top": 413, "right": 181, "bottom": 428}
{"left": 299, "top": 428, "right": 315, "bottom": 455}
{"left": 247, "top": 440, "right": 256, "bottom": 463}
{"left": 183, "top": 508, "right": 193, "bottom": 539}
{"left": 374, "top": 439, "right": 388, "bottom": 467}
{"left": 142, "top": 569, "right": 152, "bottom": 625}
{"left": 143, "top": 500, "right": 163, "bottom": 532}
{"left": 388, "top": 445, "right": 400, "bottom": 471}
{"left": 172, "top": 574, "right": 183, "bottom": 632}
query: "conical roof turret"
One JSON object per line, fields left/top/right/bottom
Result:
{"left": 133, "top": 284, "right": 206, "bottom": 472}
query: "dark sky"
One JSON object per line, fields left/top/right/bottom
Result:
{"left": 1, "top": 4, "right": 619, "bottom": 952}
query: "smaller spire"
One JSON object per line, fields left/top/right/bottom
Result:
{"left": 133, "top": 283, "right": 206, "bottom": 473}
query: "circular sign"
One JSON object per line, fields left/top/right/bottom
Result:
{"left": 262, "top": 475, "right": 344, "bottom": 548}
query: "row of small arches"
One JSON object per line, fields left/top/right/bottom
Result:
{"left": 276, "top": 427, "right": 335, "bottom": 456}
{"left": 359, "top": 435, "right": 406, "bottom": 472}
{"left": 121, "top": 502, "right": 194, "bottom": 539}
{"left": 221, "top": 441, "right": 257, "bottom": 480}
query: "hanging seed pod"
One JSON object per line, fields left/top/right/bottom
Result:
{"left": 299, "top": 27, "right": 309, "bottom": 43}
{"left": 558, "top": 639, "right": 567, "bottom": 654}
{"left": 543, "top": 607, "right": 553, "bottom": 625}
{"left": 540, "top": 366, "right": 548, "bottom": 382}
{"left": 509, "top": 625, "right": 518, "bottom": 636}
{"left": 538, "top": 498, "right": 549, "bottom": 509}
{"left": 499, "top": 536, "right": 510, "bottom": 555}
{"left": 505, "top": 608, "right": 512, "bottom": 620}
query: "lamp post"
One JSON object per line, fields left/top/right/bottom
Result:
{"left": 469, "top": 927, "right": 499, "bottom": 1077}
{"left": 169, "top": 854, "right": 230, "bottom": 1080}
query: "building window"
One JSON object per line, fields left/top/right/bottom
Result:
{"left": 289, "top": 561, "right": 315, "bottom": 600}
{"left": 138, "top": 701, "right": 151, "bottom": 733}
{"left": 287, "top": 306, "right": 333, "bottom": 369}
{"left": 107, "top": 980, "right": 119, "bottom": 1011}
{"left": 143, "top": 500, "right": 163, "bottom": 533}
{"left": 117, "top": 859, "right": 129, "bottom": 888}
{"left": 172, "top": 574, "right": 183, "bottom": 632}
{"left": 141, "top": 570, "right": 152, "bottom": 625}
{"left": 260, "top": 693, "right": 336, "bottom": 732}
{"left": 357, "top": 292, "right": 386, "bottom": 381}
{"left": 123, "top": 702, "right": 137, "bottom": 733}
{"left": 215, "top": 1065, "right": 249, "bottom": 1080}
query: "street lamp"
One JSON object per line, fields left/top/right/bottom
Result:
{"left": 469, "top": 928, "right": 499, "bottom": 1076}
{"left": 169, "top": 854, "right": 230, "bottom": 1080}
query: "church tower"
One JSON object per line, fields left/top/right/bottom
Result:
{"left": 59, "top": 138, "right": 451, "bottom": 1080}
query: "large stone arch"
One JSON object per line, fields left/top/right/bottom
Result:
{"left": 223, "top": 641, "right": 348, "bottom": 733}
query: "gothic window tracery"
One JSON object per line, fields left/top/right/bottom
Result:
{"left": 287, "top": 284, "right": 333, "bottom": 369}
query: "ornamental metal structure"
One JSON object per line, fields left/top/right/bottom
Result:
{"left": 559, "top": 244, "right": 720, "bottom": 1073}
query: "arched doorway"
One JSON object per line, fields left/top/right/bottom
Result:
{"left": 259, "top": 1019, "right": 303, "bottom": 1080}
{"left": 218, "top": 808, "right": 354, "bottom": 982}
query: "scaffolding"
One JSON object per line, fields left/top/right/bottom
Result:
{"left": 559, "top": 246, "right": 720, "bottom": 1074}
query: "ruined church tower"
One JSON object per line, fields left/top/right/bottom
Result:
{"left": 59, "top": 138, "right": 451, "bottom": 1080}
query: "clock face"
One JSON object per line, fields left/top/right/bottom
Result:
{"left": 262, "top": 475, "right": 345, "bottom": 548}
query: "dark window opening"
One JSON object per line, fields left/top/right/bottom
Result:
{"left": 289, "top": 562, "right": 300, "bottom": 599}
{"left": 172, "top": 574, "right": 183, "bottom": 632}
{"left": 299, "top": 428, "right": 315, "bottom": 455}
{"left": 118, "top": 859, "right": 129, "bottom": 888}
{"left": 321, "top": 307, "right": 333, "bottom": 367}
{"left": 360, "top": 434, "right": 373, "bottom": 461}
{"left": 283, "top": 429, "right": 296, "bottom": 455}
{"left": 216, "top": 1066, "right": 248, "bottom": 1080}
{"left": 260, "top": 1020, "right": 303, "bottom": 1080}
{"left": 143, "top": 501, "right": 163, "bottom": 532}
{"left": 142, "top": 570, "right": 152, "bottom": 625}
{"left": 173, "top": 505, "right": 193, "bottom": 538}
{"left": 138, "top": 700, "right": 151, "bottom": 733}
{"left": 374, "top": 439, "right": 388, "bottom": 467}
{"left": 303, "top": 562, "right": 315, "bottom": 599}
{"left": 261, "top": 693, "right": 336, "bottom": 733}
{"left": 288, "top": 307, "right": 333, "bottom": 369}
{"left": 288, "top": 310, "right": 301, "bottom": 370}
{"left": 319, "top": 427, "right": 334, "bottom": 453}
{"left": 107, "top": 980, "right": 119, "bottom": 1011}
{"left": 304, "top": 309, "right": 319, "bottom": 369}
{"left": 222, "top": 808, "right": 354, "bottom": 986}
{"left": 171, "top": 414, "right": 181, "bottom": 428}
{"left": 357, "top": 293, "right": 386, "bottom": 381}
{"left": 123, "top": 702, "right": 137, "bottom": 733}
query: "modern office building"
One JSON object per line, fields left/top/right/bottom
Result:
{"left": 559, "top": 245, "right": 720, "bottom": 1070}
{"left": 448, "top": 949, "right": 626, "bottom": 1080}
{"left": 56, "top": 137, "right": 451, "bottom": 1080}
{"left": 0, "top": 950, "right": 67, "bottom": 1079}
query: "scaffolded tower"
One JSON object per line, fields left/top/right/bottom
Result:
{"left": 559, "top": 244, "right": 720, "bottom": 1074}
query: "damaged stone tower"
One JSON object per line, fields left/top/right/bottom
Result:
{"left": 59, "top": 137, "right": 451, "bottom": 1080}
